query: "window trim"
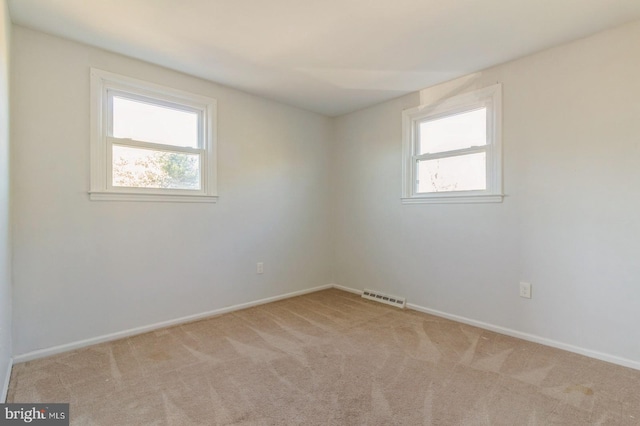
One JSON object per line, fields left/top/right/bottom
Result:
{"left": 89, "top": 68, "right": 218, "bottom": 202}
{"left": 401, "top": 83, "right": 503, "bottom": 204}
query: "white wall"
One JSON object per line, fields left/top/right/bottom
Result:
{"left": 11, "top": 26, "right": 333, "bottom": 356}
{"left": 333, "top": 20, "right": 640, "bottom": 365}
{"left": 0, "top": 0, "right": 11, "bottom": 402}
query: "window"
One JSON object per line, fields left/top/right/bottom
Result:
{"left": 90, "top": 69, "right": 217, "bottom": 202}
{"left": 402, "top": 84, "right": 502, "bottom": 203}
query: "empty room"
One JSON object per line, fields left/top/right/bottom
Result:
{"left": 1, "top": 0, "right": 639, "bottom": 424}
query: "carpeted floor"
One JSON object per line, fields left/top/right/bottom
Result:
{"left": 7, "top": 289, "right": 640, "bottom": 425}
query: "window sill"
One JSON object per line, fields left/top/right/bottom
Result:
{"left": 89, "top": 191, "right": 218, "bottom": 203}
{"left": 401, "top": 194, "right": 503, "bottom": 204}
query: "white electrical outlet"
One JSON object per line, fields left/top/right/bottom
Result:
{"left": 257, "top": 262, "right": 264, "bottom": 274}
{"left": 519, "top": 282, "right": 532, "bottom": 299}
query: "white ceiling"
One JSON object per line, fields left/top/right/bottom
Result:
{"left": 8, "top": 0, "right": 640, "bottom": 116}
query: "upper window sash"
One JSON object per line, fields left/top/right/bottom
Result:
{"left": 106, "top": 89, "right": 205, "bottom": 149}
{"left": 413, "top": 102, "right": 490, "bottom": 150}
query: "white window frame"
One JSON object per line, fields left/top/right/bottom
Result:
{"left": 89, "top": 68, "right": 218, "bottom": 202}
{"left": 401, "top": 83, "right": 503, "bottom": 204}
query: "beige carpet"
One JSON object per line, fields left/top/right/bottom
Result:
{"left": 7, "top": 289, "right": 640, "bottom": 425}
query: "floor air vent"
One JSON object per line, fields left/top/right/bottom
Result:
{"left": 362, "top": 289, "right": 406, "bottom": 309}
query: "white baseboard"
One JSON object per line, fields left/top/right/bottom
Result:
{"left": 1, "top": 357, "right": 12, "bottom": 403}
{"left": 406, "top": 303, "right": 640, "bottom": 371}
{"left": 13, "top": 284, "right": 333, "bottom": 363}
{"left": 331, "top": 284, "right": 640, "bottom": 371}
{"left": 333, "top": 284, "right": 362, "bottom": 295}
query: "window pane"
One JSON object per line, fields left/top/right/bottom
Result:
{"left": 112, "top": 145, "right": 201, "bottom": 190}
{"left": 112, "top": 96, "right": 199, "bottom": 148}
{"left": 417, "top": 152, "right": 486, "bottom": 193}
{"left": 419, "top": 108, "right": 486, "bottom": 154}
